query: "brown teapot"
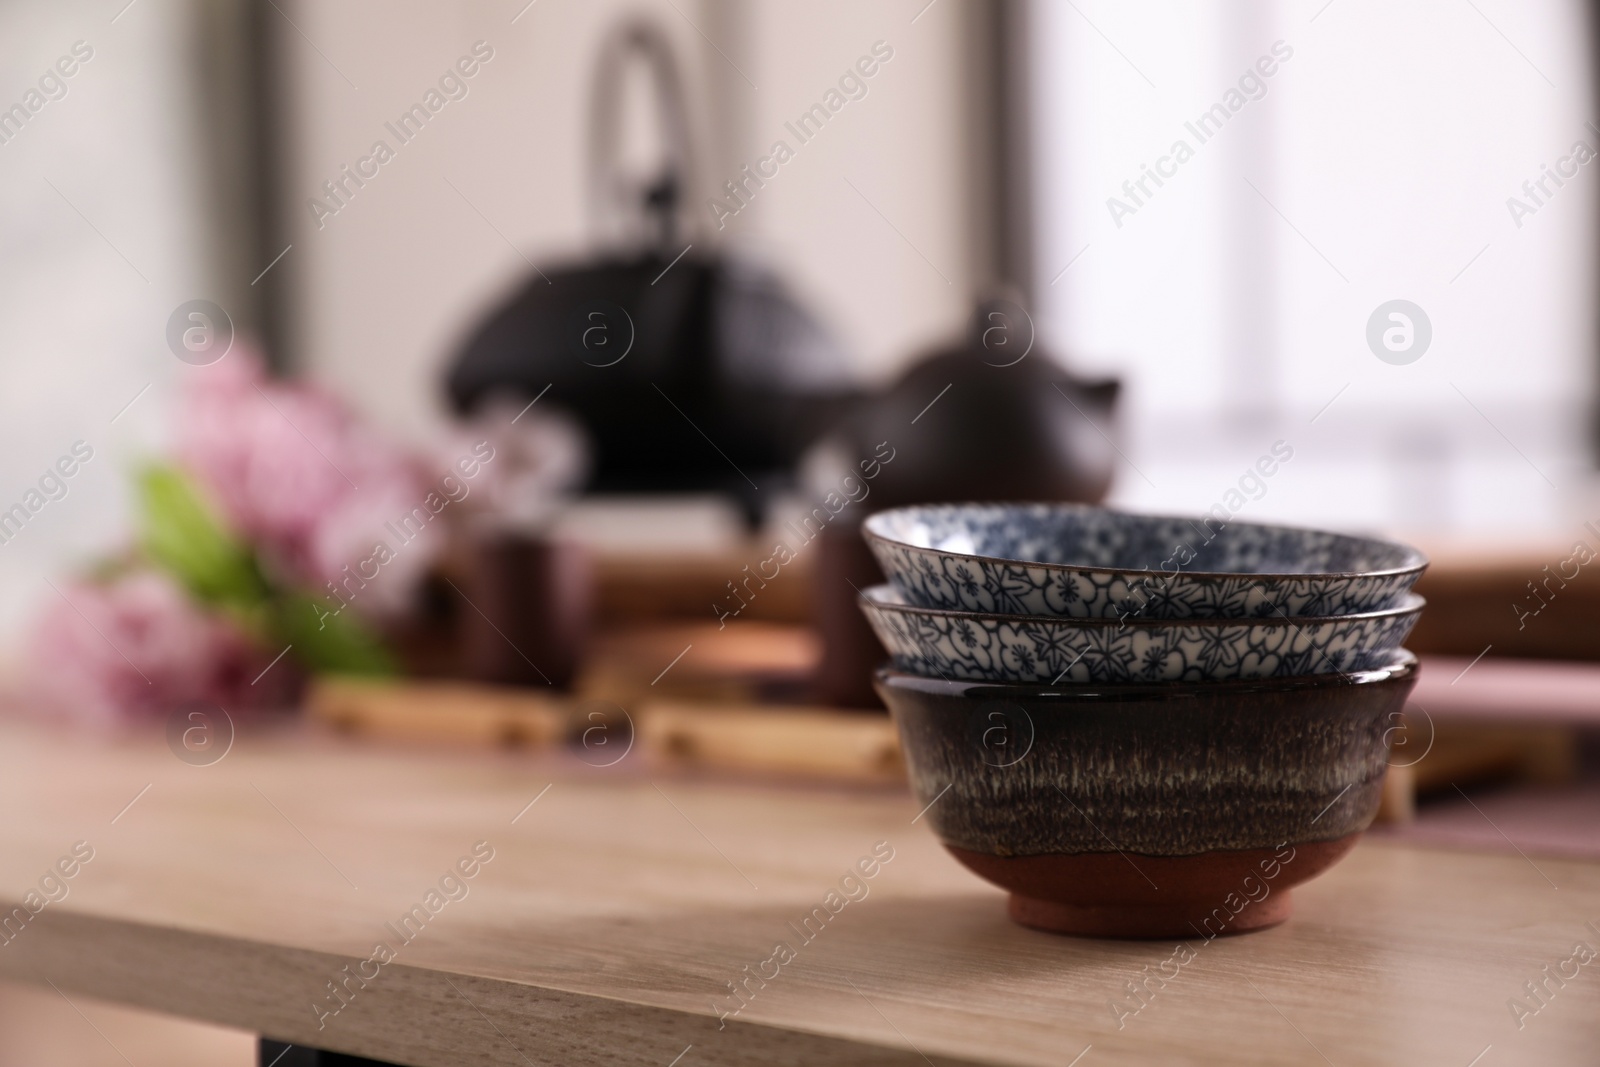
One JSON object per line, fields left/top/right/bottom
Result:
{"left": 841, "top": 298, "right": 1120, "bottom": 506}
{"left": 812, "top": 298, "right": 1122, "bottom": 706}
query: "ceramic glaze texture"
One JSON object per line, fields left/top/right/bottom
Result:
{"left": 875, "top": 655, "right": 1417, "bottom": 858}
{"left": 864, "top": 503, "right": 1428, "bottom": 619}
{"left": 860, "top": 585, "right": 1423, "bottom": 684}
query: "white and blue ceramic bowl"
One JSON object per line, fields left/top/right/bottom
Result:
{"left": 858, "top": 584, "right": 1424, "bottom": 684}
{"left": 863, "top": 503, "right": 1427, "bottom": 620}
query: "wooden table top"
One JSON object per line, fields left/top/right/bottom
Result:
{"left": 0, "top": 720, "right": 1596, "bottom": 1067}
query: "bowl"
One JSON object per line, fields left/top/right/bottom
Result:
{"left": 859, "top": 584, "right": 1423, "bottom": 684}
{"left": 863, "top": 503, "right": 1427, "bottom": 619}
{"left": 874, "top": 653, "right": 1419, "bottom": 938}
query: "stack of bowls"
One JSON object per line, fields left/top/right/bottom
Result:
{"left": 860, "top": 503, "right": 1427, "bottom": 939}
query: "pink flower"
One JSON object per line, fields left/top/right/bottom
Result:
{"left": 176, "top": 344, "right": 432, "bottom": 615}
{"left": 26, "top": 571, "right": 285, "bottom": 730}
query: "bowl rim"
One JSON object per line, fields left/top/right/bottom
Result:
{"left": 862, "top": 502, "right": 1430, "bottom": 583}
{"left": 874, "top": 648, "right": 1419, "bottom": 699}
{"left": 860, "top": 583, "right": 1426, "bottom": 628}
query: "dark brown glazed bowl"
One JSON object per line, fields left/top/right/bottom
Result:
{"left": 874, "top": 653, "right": 1418, "bottom": 939}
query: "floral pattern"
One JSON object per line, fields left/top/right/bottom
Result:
{"left": 865, "top": 504, "right": 1427, "bottom": 620}
{"left": 859, "top": 586, "right": 1423, "bottom": 683}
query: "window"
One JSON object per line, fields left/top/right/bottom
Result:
{"left": 1026, "top": 0, "right": 1594, "bottom": 539}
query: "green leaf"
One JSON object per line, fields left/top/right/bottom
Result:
{"left": 137, "top": 463, "right": 396, "bottom": 677}
{"left": 269, "top": 593, "right": 396, "bottom": 676}
{"left": 136, "top": 465, "right": 268, "bottom": 609}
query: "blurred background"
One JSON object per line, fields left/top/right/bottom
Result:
{"left": 1, "top": 0, "right": 1599, "bottom": 1059}
{"left": 4, "top": 0, "right": 1594, "bottom": 636}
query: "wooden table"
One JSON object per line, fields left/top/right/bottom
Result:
{"left": 0, "top": 721, "right": 1596, "bottom": 1067}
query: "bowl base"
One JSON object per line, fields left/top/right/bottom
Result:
{"left": 949, "top": 833, "right": 1359, "bottom": 940}
{"left": 1007, "top": 886, "right": 1293, "bottom": 939}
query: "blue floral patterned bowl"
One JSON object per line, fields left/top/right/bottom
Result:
{"left": 858, "top": 584, "right": 1424, "bottom": 684}
{"left": 863, "top": 503, "right": 1427, "bottom": 620}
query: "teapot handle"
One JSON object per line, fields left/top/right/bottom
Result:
{"left": 587, "top": 19, "right": 694, "bottom": 254}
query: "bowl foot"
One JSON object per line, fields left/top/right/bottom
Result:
{"left": 1007, "top": 887, "right": 1293, "bottom": 939}
{"left": 948, "top": 833, "right": 1359, "bottom": 940}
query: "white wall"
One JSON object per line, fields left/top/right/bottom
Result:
{"left": 710, "top": 0, "right": 992, "bottom": 386}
